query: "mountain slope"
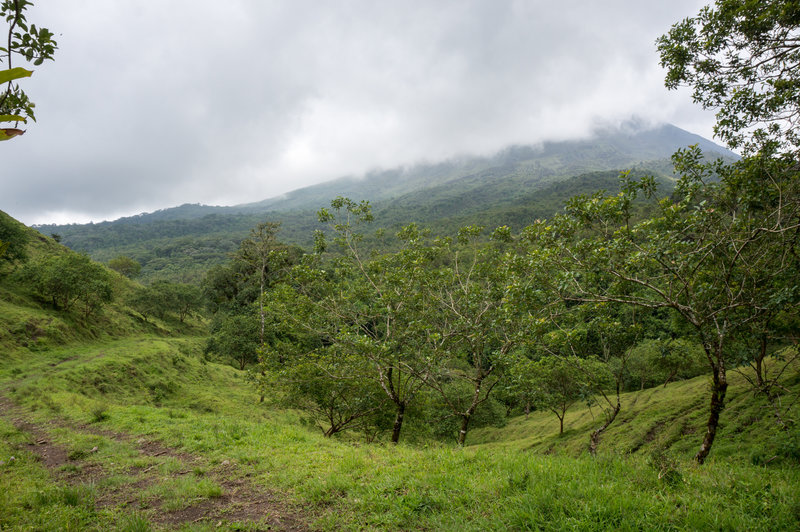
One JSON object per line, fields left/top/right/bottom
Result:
{"left": 35, "top": 123, "right": 736, "bottom": 282}
{"left": 0, "top": 211, "right": 203, "bottom": 353}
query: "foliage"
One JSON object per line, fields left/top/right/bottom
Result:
{"left": 626, "top": 338, "right": 706, "bottom": 390}
{"left": 256, "top": 200, "right": 523, "bottom": 443}
{"left": 507, "top": 354, "right": 606, "bottom": 434}
{"left": 1, "top": 0, "right": 57, "bottom": 138}
{"left": 17, "top": 252, "right": 113, "bottom": 317}
{"left": 657, "top": 0, "right": 800, "bottom": 155}
{"left": 0, "top": 209, "right": 28, "bottom": 265}
{"left": 519, "top": 152, "right": 800, "bottom": 462}
{"left": 107, "top": 255, "right": 142, "bottom": 278}
{"left": 205, "top": 311, "right": 260, "bottom": 370}
{"left": 406, "top": 225, "right": 520, "bottom": 445}
{"left": 128, "top": 280, "right": 202, "bottom": 323}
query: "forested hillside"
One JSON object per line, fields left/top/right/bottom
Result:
{"left": 37, "top": 123, "right": 735, "bottom": 283}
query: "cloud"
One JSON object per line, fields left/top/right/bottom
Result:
{"left": 1, "top": 0, "right": 713, "bottom": 225}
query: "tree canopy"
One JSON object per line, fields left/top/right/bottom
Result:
{"left": 657, "top": 0, "right": 800, "bottom": 155}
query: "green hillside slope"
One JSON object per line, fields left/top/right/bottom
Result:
{"left": 0, "top": 212, "right": 203, "bottom": 353}
{"left": 469, "top": 354, "right": 800, "bottom": 464}
{"left": 1, "top": 210, "right": 797, "bottom": 529}
{"left": 1, "top": 330, "right": 797, "bottom": 530}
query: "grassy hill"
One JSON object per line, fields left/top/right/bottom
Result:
{"left": 0, "top": 213, "right": 205, "bottom": 354}
{"left": 1, "top": 332, "right": 798, "bottom": 530}
{"left": 469, "top": 355, "right": 800, "bottom": 464}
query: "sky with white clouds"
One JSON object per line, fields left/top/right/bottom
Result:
{"left": 2, "top": 0, "right": 715, "bottom": 226}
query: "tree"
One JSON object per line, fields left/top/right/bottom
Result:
{"left": 206, "top": 312, "right": 260, "bottom": 370}
{"left": 525, "top": 355, "right": 604, "bottom": 435}
{"left": 108, "top": 255, "right": 142, "bottom": 279}
{"left": 409, "top": 225, "right": 519, "bottom": 445}
{"left": 508, "top": 213, "right": 645, "bottom": 454}
{"left": 264, "top": 199, "right": 431, "bottom": 443}
{"left": 236, "top": 221, "right": 283, "bottom": 343}
{"left": 657, "top": 0, "right": 800, "bottom": 155}
{"left": 521, "top": 156, "right": 800, "bottom": 463}
{"left": 20, "top": 252, "right": 113, "bottom": 317}
{"left": 259, "top": 279, "right": 389, "bottom": 438}
{"left": 131, "top": 280, "right": 202, "bottom": 323}
{"left": 168, "top": 282, "right": 202, "bottom": 322}
{"left": 627, "top": 338, "right": 706, "bottom": 390}
{"left": 126, "top": 286, "right": 160, "bottom": 323}
{"left": 1, "top": 0, "right": 58, "bottom": 140}
{"left": 279, "top": 347, "right": 387, "bottom": 438}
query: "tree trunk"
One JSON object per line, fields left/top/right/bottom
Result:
{"left": 391, "top": 402, "right": 406, "bottom": 444}
{"left": 663, "top": 369, "right": 678, "bottom": 388}
{"left": 694, "top": 362, "right": 728, "bottom": 464}
{"left": 456, "top": 370, "right": 492, "bottom": 446}
{"left": 457, "top": 414, "right": 471, "bottom": 446}
{"left": 259, "top": 277, "right": 265, "bottom": 344}
{"left": 589, "top": 394, "right": 620, "bottom": 455}
{"left": 755, "top": 333, "right": 767, "bottom": 388}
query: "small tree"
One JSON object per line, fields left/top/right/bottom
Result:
{"left": 108, "top": 255, "right": 142, "bottom": 279}
{"left": 408, "top": 225, "right": 519, "bottom": 445}
{"left": 627, "top": 338, "right": 705, "bottom": 390}
{"left": 531, "top": 355, "right": 604, "bottom": 435}
{"left": 170, "top": 282, "right": 202, "bottom": 323}
{"left": 20, "top": 253, "right": 113, "bottom": 317}
{"left": 131, "top": 281, "right": 202, "bottom": 322}
{"left": 236, "top": 221, "right": 282, "bottom": 343}
{"left": 206, "top": 312, "right": 260, "bottom": 369}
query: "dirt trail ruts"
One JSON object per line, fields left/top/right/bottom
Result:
{"left": 0, "top": 394, "right": 309, "bottom": 531}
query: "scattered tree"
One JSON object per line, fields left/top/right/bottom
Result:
{"left": 108, "top": 255, "right": 142, "bottom": 279}
{"left": 206, "top": 312, "right": 260, "bottom": 370}
{"left": 19, "top": 252, "right": 113, "bottom": 317}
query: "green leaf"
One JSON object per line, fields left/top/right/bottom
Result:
{"left": 0, "top": 114, "right": 26, "bottom": 123}
{"left": 0, "top": 67, "right": 33, "bottom": 84}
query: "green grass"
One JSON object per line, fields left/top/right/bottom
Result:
{"left": 0, "top": 419, "right": 115, "bottom": 531}
{"left": 142, "top": 475, "right": 223, "bottom": 511}
{"left": 2, "top": 336, "right": 799, "bottom": 530}
{"left": 468, "top": 360, "right": 800, "bottom": 462}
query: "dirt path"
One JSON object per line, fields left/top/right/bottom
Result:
{"left": 0, "top": 395, "right": 310, "bottom": 531}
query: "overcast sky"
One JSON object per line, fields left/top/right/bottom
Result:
{"left": 2, "top": 0, "right": 715, "bottom": 226}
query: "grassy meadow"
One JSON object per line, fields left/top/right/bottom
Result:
{"left": 1, "top": 332, "right": 799, "bottom": 530}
